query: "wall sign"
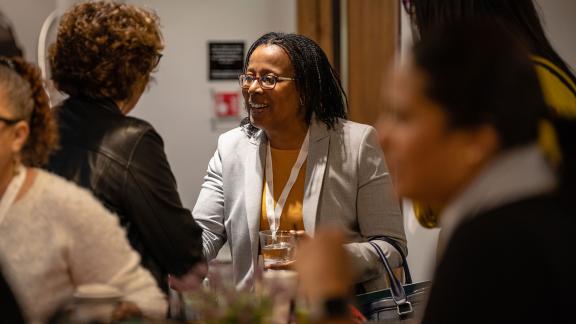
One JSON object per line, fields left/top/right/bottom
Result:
{"left": 209, "top": 42, "right": 244, "bottom": 80}
{"left": 213, "top": 91, "right": 240, "bottom": 117}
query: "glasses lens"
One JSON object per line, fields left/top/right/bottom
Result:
{"left": 152, "top": 53, "right": 163, "bottom": 68}
{"left": 240, "top": 74, "right": 253, "bottom": 88}
{"left": 261, "top": 75, "right": 276, "bottom": 89}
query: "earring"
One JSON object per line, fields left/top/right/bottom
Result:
{"left": 299, "top": 97, "right": 304, "bottom": 106}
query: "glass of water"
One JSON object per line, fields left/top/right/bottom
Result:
{"left": 259, "top": 230, "right": 296, "bottom": 269}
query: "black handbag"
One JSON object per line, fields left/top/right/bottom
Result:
{"left": 356, "top": 237, "right": 432, "bottom": 323}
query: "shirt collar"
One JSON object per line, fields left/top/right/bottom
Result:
{"left": 438, "top": 144, "right": 557, "bottom": 254}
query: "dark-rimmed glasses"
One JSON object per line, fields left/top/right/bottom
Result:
{"left": 152, "top": 53, "right": 163, "bottom": 69}
{"left": 238, "top": 73, "right": 295, "bottom": 90}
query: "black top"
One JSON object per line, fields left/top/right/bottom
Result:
{"left": 0, "top": 265, "right": 25, "bottom": 324}
{"left": 422, "top": 195, "right": 576, "bottom": 323}
{"left": 47, "top": 96, "right": 203, "bottom": 291}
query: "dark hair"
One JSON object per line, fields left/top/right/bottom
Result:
{"left": 242, "top": 32, "right": 347, "bottom": 133}
{"left": 49, "top": 1, "right": 163, "bottom": 101}
{"left": 0, "top": 57, "right": 58, "bottom": 166}
{"left": 413, "top": 21, "right": 548, "bottom": 149}
{"left": 410, "top": 0, "right": 576, "bottom": 87}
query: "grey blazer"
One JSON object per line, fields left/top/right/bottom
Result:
{"left": 193, "top": 118, "right": 407, "bottom": 290}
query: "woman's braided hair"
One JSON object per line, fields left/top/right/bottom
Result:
{"left": 242, "top": 32, "right": 347, "bottom": 135}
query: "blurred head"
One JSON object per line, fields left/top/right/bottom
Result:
{"left": 0, "top": 57, "right": 58, "bottom": 173}
{"left": 241, "top": 33, "right": 347, "bottom": 135}
{"left": 380, "top": 22, "right": 547, "bottom": 208}
{"left": 405, "top": 0, "right": 576, "bottom": 85}
{"left": 49, "top": 1, "right": 163, "bottom": 113}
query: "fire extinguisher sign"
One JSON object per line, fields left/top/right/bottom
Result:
{"left": 214, "top": 92, "right": 240, "bottom": 117}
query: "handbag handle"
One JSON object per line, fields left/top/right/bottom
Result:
{"left": 368, "top": 241, "right": 413, "bottom": 317}
{"left": 369, "top": 236, "right": 412, "bottom": 284}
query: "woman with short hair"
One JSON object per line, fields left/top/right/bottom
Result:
{"left": 46, "top": 1, "right": 204, "bottom": 292}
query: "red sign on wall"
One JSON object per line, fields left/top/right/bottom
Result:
{"left": 214, "top": 92, "right": 240, "bottom": 117}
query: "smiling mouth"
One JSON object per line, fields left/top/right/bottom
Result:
{"left": 248, "top": 101, "right": 269, "bottom": 112}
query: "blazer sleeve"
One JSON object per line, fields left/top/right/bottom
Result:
{"left": 192, "top": 141, "right": 227, "bottom": 261}
{"left": 343, "top": 126, "right": 408, "bottom": 283}
{"left": 123, "top": 128, "right": 204, "bottom": 277}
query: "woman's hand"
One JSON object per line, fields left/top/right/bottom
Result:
{"left": 265, "top": 260, "right": 296, "bottom": 270}
{"left": 168, "top": 262, "right": 208, "bottom": 292}
{"left": 290, "top": 230, "right": 312, "bottom": 243}
{"left": 294, "top": 229, "right": 353, "bottom": 302}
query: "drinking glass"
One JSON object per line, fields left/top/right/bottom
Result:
{"left": 259, "top": 230, "right": 296, "bottom": 268}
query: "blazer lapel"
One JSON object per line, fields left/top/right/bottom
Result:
{"left": 303, "top": 119, "right": 330, "bottom": 236}
{"left": 245, "top": 130, "right": 266, "bottom": 264}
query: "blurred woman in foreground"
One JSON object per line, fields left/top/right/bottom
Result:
{"left": 385, "top": 22, "right": 576, "bottom": 323}
{"left": 0, "top": 57, "right": 166, "bottom": 323}
{"left": 297, "top": 22, "right": 576, "bottom": 323}
{"left": 403, "top": 0, "right": 576, "bottom": 228}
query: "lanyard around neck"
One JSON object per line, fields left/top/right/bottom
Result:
{"left": 0, "top": 165, "right": 27, "bottom": 226}
{"left": 265, "top": 130, "right": 310, "bottom": 237}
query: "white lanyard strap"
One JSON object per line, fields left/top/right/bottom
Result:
{"left": 0, "top": 165, "right": 27, "bottom": 226}
{"left": 265, "top": 130, "right": 310, "bottom": 236}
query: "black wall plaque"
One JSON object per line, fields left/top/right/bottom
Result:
{"left": 209, "top": 42, "right": 244, "bottom": 80}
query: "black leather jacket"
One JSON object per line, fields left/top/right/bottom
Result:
{"left": 47, "top": 96, "right": 203, "bottom": 291}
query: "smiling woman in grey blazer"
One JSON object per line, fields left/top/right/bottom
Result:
{"left": 193, "top": 32, "right": 407, "bottom": 291}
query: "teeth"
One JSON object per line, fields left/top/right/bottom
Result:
{"left": 249, "top": 102, "right": 268, "bottom": 108}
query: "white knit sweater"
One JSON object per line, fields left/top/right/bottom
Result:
{"left": 0, "top": 169, "right": 167, "bottom": 323}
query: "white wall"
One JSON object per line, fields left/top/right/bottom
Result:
{"left": 0, "top": 0, "right": 55, "bottom": 63}
{"left": 536, "top": 0, "right": 576, "bottom": 69}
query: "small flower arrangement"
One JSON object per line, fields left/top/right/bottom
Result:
{"left": 182, "top": 261, "right": 273, "bottom": 323}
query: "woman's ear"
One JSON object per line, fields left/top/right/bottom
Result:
{"left": 465, "top": 125, "right": 499, "bottom": 166}
{"left": 10, "top": 121, "right": 30, "bottom": 154}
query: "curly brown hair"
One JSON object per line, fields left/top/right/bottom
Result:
{"left": 0, "top": 57, "right": 58, "bottom": 167}
{"left": 49, "top": 1, "right": 164, "bottom": 101}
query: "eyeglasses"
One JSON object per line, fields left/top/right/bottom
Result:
{"left": 0, "top": 115, "right": 22, "bottom": 125}
{"left": 0, "top": 57, "right": 16, "bottom": 71}
{"left": 238, "top": 73, "right": 295, "bottom": 90}
{"left": 401, "top": 0, "right": 414, "bottom": 15}
{"left": 152, "top": 53, "right": 163, "bottom": 69}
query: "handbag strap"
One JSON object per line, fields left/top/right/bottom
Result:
{"left": 368, "top": 241, "right": 413, "bottom": 317}
{"left": 369, "top": 236, "right": 413, "bottom": 284}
